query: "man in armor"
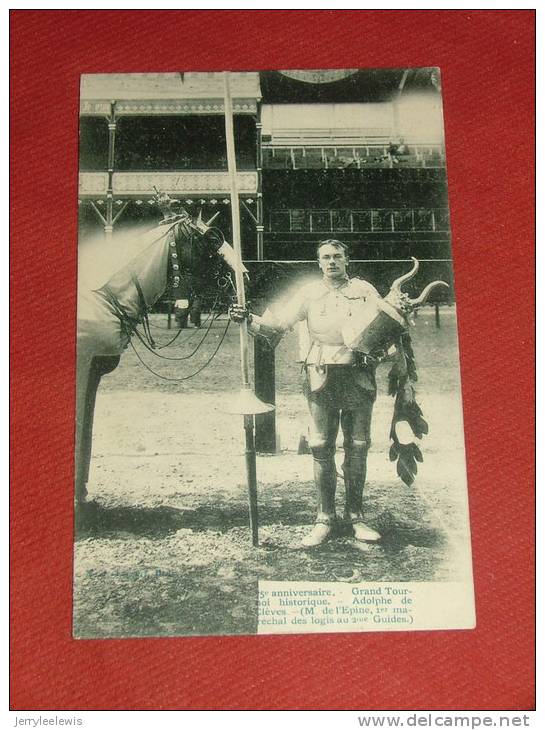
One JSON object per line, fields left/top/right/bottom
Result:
{"left": 230, "top": 239, "right": 385, "bottom": 547}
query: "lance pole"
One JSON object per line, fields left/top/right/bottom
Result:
{"left": 223, "top": 71, "right": 271, "bottom": 546}
{"left": 223, "top": 73, "right": 250, "bottom": 387}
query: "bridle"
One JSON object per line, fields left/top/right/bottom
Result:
{"left": 97, "top": 213, "right": 235, "bottom": 381}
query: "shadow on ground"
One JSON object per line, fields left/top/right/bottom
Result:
{"left": 75, "top": 497, "right": 317, "bottom": 539}
{"left": 376, "top": 510, "right": 447, "bottom": 551}
{"left": 75, "top": 500, "right": 446, "bottom": 553}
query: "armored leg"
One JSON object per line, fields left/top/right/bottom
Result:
{"left": 310, "top": 441, "right": 338, "bottom": 519}
{"left": 341, "top": 404, "right": 380, "bottom": 541}
{"left": 302, "top": 400, "right": 340, "bottom": 546}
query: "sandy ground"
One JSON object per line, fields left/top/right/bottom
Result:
{"left": 73, "top": 307, "right": 473, "bottom": 638}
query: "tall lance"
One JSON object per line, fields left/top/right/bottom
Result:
{"left": 222, "top": 71, "right": 274, "bottom": 547}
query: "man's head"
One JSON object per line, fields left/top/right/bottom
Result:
{"left": 316, "top": 239, "right": 349, "bottom": 281}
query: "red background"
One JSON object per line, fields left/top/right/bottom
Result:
{"left": 10, "top": 10, "right": 535, "bottom": 710}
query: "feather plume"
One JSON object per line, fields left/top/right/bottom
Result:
{"left": 387, "top": 334, "right": 428, "bottom": 486}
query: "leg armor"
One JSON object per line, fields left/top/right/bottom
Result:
{"left": 341, "top": 404, "right": 380, "bottom": 541}
{"left": 302, "top": 400, "right": 340, "bottom": 546}
{"left": 309, "top": 440, "right": 338, "bottom": 522}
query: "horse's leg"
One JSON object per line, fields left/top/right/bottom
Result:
{"left": 75, "top": 355, "right": 92, "bottom": 506}
{"left": 75, "top": 354, "right": 120, "bottom": 506}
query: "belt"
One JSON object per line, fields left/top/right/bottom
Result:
{"left": 306, "top": 342, "right": 354, "bottom": 366}
{"left": 304, "top": 339, "right": 381, "bottom": 367}
{"left": 353, "top": 352, "right": 379, "bottom": 367}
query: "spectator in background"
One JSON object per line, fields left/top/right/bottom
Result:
{"left": 174, "top": 293, "right": 202, "bottom": 329}
{"left": 174, "top": 298, "right": 190, "bottom": 329}
{"left": 387, "top": 137, "right": 409, "bottom": 166}
{"left": 344, "top": 156, "right": 359, "bottom": 169}
{"left": 189, "top": 295, "right": 202, "bottom": 328}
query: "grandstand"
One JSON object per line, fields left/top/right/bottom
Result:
{"left": 78, "top": 69, "right": 452, "bottom": 299}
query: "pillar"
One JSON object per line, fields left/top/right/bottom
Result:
{"left": 254, "top": 101, "right": 276, "bottom": 452}
{"left": 254, "top": 335, "right": 277, "bottom": 453}
{"left": 256, "top": 101, "right": 264, "bottom": 261}
{"left": 105, "top": 101, "right": 117, "bottom": 240}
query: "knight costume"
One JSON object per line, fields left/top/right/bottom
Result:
{"left": 246, "top": 274, "right": 384, "bottom": 546}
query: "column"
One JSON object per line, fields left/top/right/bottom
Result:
{"left": 256, "top": 101, "right": 264, "bottom": 261}
{"left": 105, "top": 101, "right": 117, "bottom": 240}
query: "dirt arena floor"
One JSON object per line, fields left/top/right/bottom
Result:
{"left": 73, "top": 306, "right": 473, "bottom": 638}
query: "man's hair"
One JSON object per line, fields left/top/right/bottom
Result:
{"left": 316, "top": 239, "right": 349, "bottom": 259}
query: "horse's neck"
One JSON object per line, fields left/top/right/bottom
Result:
{"left": 99, "top": 225, "right": 173, "bottom": 319}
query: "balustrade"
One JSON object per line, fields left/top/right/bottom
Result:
{"left": 262, "top": 144, "right": 445, "bottom": 170}
{"left": 268, "top": 207, "right": 449, "bottom": 233}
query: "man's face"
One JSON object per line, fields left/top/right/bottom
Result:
{"left": 318, "top": 243, "right": 348, "bottom": 280}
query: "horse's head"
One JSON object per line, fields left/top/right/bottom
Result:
{"left": 156, "top": 192, "right": 246, "bottom": 303}
{"left": 161, "top": 210, "right": 227, "bottom": 306}
{"left": 90, "top": 195, "right": 243, "bottom": 331}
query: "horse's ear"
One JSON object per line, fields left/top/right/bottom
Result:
{"left": 193, "top": 210, "right": 221, "bottom": 236}
{"left": 204, "top": 211, "right": 220, "bottom": 227}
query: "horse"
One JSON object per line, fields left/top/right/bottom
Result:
{"left": 75, "top": 202, "right": 240, "bottom": 509}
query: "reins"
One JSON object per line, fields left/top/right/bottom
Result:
{"left": 95, "top": 215, "right": 236, "bottom": 382}
{"left": 128, "top": 316, "right": 231, "bottom": 382}
{"left": 99, "top": 278, "right": 231, "bottom": 382}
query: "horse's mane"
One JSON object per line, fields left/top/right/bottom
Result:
{"left": 78, "top": 220, "right": 178, "bottom": 293}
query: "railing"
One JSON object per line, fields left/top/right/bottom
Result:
{"left": 268, "top": 208, "right": 450, "bottom": 233}
{"left": 78, "top": 171, "right": 258, "bottom": 196}
{"left": 266, "top": 127, "right": 392, "bottom": 143}
{"left": 262, "top": 144, "right": 445, "bottom": 170}
{"left": 80, "top": 155, "right": 257, "bottom": 173}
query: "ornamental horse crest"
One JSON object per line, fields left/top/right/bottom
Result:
{"left": 342, "top": 258, "right": 449, "bottom": 486}
{"left": 76, "top": 192, "right": 242, "bottom": 509}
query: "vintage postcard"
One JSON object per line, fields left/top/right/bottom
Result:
{"left": 74, "top": 69, "right": 474, "bottom": 637}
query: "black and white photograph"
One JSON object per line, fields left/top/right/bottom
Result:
{"left": 74, "top": 69, "right": 474, "bottom": 638}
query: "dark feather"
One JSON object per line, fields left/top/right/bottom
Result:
{"left": 411, "top": 425, "right": 424, "bottom": 439}
{"left": 415, "top": 416, "right": 429, "bottom": 436}
{"left": 402, "top": 333, "right": 418, "bottom": 382}
{"left": 397, "top": 454, "right": 416, "bottom": 486}
{"left": 388, "top": 352, "right": 429, "bottom": 483}
{"left": 405, "top": 400, "right": 424, "bottom": 418}
{"left": 399, "top": 446, "right": 418, "bottom": 476}
{"left": 403, "top": 381, "right": 415, "bottom": 404}
{"left": 388, "top": 365, "right": 400, "bottom": 397}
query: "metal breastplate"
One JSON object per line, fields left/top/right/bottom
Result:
{"left": 307, "top": 290, "right": 352, "bottom": 343}
{"left": 298, "top": 290, "right": 355, "bottom": 365}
